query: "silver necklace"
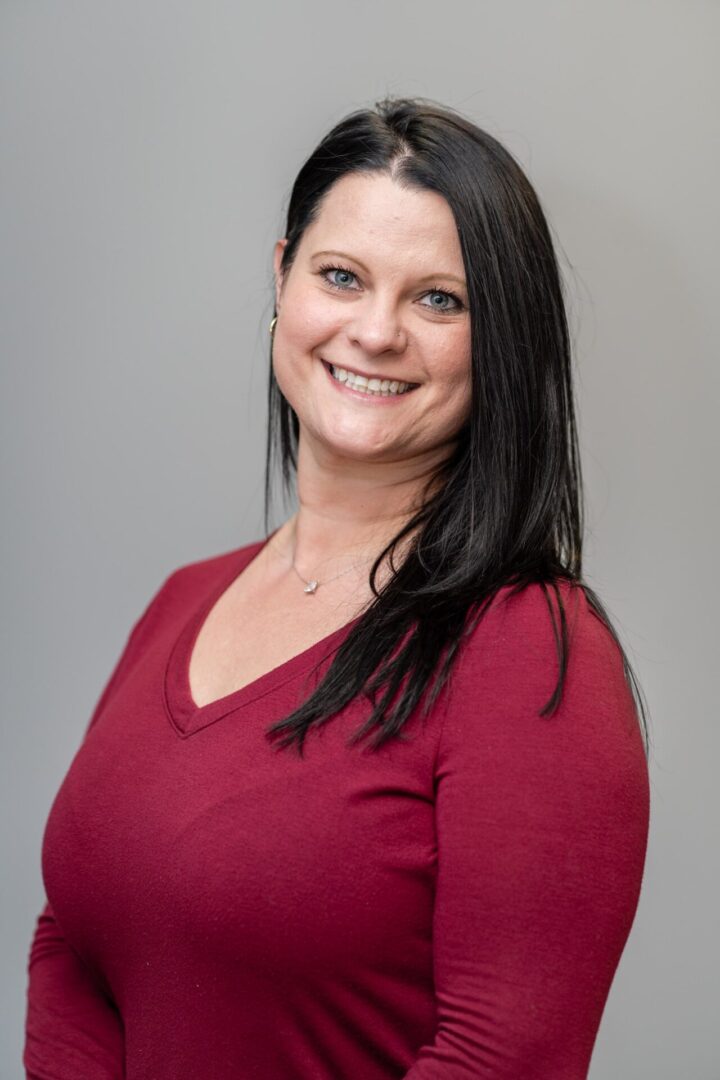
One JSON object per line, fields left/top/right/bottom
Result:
{"left": 291, "top": 560, "right": 369, "bottom": 595}
{"left": 285, "top": 521, "right": 378, "bottom": 595}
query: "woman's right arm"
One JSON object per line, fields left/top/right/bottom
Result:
{"left": 24, "top": 900, "right": 126, "bottom": 1079}
{"left": 23, "top": 569, "right": 178, "bottom": 1079}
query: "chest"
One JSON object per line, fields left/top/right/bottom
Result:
{"left": 187, "top": 573, "right": 369, "bottom": 709}
{"left": 44, "top": 687, "right": 439, "bottom": 1007}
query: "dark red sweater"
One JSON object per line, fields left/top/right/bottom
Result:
{"left": 24, "top": 534, "right": 650, "bottom": 1079}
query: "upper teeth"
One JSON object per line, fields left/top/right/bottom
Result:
{"left": 329, "top": 363, "right": 416, "bottom": 395}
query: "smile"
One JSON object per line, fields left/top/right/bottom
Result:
{"left": 321, "top": 359, "right": 420, "bottom": 399}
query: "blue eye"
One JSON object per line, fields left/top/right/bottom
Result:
{"left": 318, "top": 264, "right": 358, "bottom": 290}
{"left": 422, "top": 289, "right": 463, "bottom": 313}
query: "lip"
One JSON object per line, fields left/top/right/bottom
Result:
{"left": 321, "top": 358, "right": 420, "bottom": 404}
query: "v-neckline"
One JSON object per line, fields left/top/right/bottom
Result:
{"left": 163, "top": 529, "right": 364, "bottom": 738}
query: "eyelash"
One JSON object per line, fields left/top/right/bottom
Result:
{"left": 316, "top": 262, "right": 465, "bottom": 314}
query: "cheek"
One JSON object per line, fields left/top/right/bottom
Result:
{"left": 282, "top": 288, "right": 339, "bottom": 347}
{"left": 434, "top": 342, "right": 472, "bottom": 426}
{"left": 271, "top": 297, "right": 332, "bottom": 400}
{"left": 433, "top": 334, "right": 472, "bottom": 392}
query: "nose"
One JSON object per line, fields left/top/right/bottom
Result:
{"left": 345, "top": 298, "right": 408, "bottom": 356}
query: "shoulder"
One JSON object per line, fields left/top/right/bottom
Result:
{"left": 128, "top": 536, "right": 268, "bottom": 641}
{"left": 458, "top": 578, "right": 628, "bottom": 702}
{"left": 438, "top": 579, "right": 649, "bottom": 855}
{"left": 161, "top": 536, "right": 268, "bottom": 596}
{"left": 445, "top": 578, "right": 646, "bottom": 767}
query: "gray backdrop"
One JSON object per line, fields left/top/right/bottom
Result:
{"left": 2, "top": 2, "right": 718, "bottom": 1077}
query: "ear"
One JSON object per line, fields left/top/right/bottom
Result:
{"left": 273, "top": 238, "right": 288, "bottom": 311}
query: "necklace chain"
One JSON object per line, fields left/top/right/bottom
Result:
{"left": 284, "top": 519, "right": 378, "bottom": 595}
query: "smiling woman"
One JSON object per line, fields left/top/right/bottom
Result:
{"left": 24, "top": 96, "right": 651, "bottom": 1080}
{"left": 270, "top": 170, "right": 473, "bottom": 452}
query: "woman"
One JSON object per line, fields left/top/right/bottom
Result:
{"left": 24, "top": 96, "right": 651, "bottom": 1079}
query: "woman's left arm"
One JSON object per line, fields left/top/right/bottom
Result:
{"left": 402, "top": 585, "right": 651, "bottom": 1079}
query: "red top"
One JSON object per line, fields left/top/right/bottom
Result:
{"left": 24, "top": 533, "right": 650, "bottom": 1079}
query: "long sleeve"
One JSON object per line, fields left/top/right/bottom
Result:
{"left": 402, "top": 583, "right": 650, "bottom": 1079}
{"left": 24, "top": 900, "right": 126, "bottom": 1080}
{"left": 23, "top": 571, "right": 176, "bottom": 1080}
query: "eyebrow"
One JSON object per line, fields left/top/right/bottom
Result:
{"left": 311, "top": 250, "right": 467, "bottom": 288}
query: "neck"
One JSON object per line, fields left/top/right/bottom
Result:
{"left": 284, "top": 448, "right": 444, "bottom": 572}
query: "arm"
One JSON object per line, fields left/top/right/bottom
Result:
{"left": 23, "top": 571, "right": 177, "bottom": 1079}
{"left": 403, "top": 585, "right": 650, "bottom": 1078}
{"left": 24, "top": 901, "right": 125, "bottom": 1080}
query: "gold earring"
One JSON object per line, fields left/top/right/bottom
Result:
{"left": 269, "top": 316, "right": 278, "bottom": 336}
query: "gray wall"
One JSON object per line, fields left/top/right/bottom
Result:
{"left": 2, "top": 2, "right": 717, "bottom": 1076}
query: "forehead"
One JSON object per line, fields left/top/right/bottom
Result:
{"left": 301, "top": 172, "right": 463, "bottom": 267}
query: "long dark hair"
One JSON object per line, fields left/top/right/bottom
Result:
{"left": 261, "top": 95, "right": 651, "bottom": 759}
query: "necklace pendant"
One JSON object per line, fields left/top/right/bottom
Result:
{"left": 304, "top": 580, "right": 319, "bottom": 594}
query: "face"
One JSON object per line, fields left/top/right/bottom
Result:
{"left": 272, "top": 172, "right": 472, "bottom": 466}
